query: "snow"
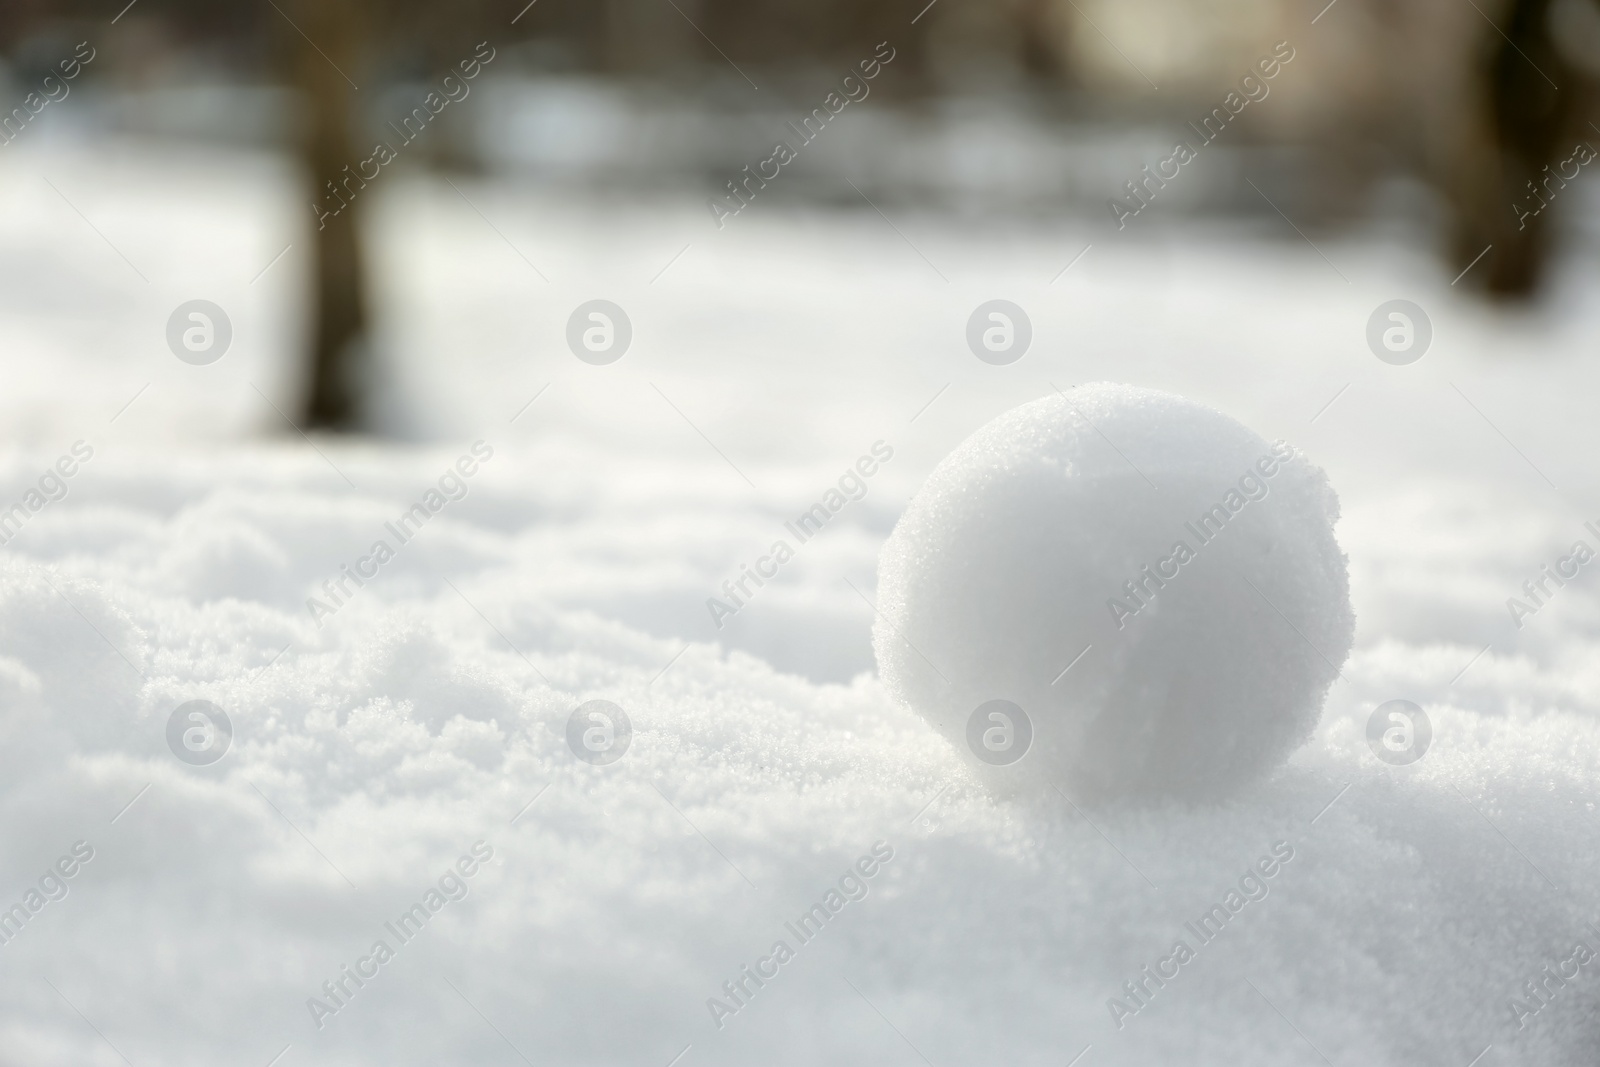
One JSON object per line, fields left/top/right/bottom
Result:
{"left": 873, "top": 384, "right": 1354, "bottom": 799}
{"left": 0, "top": 134, "right": 1598, "bottom": 1065}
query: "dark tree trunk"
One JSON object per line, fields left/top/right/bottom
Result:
{"left": 1452, "top": 0, "right": 1575, "bottom": 298}
{"left": 294, "top": 0, "right": 369, "bottom": 430}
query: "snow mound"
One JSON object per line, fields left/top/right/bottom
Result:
{"left": 873, "top": 383, "right": 1354, "bottom": 799}
{"left": 0, "top": 445, "right": 1597, "bottom": 1067}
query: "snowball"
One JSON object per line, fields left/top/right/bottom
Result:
{"left": 873, "top": 383, "right": 1353, "bottom": 800}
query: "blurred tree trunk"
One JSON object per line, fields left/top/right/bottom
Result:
{"left": 294, "top": 0, "right": 369, "bottom": 430}
{"left": 1449, "top": 0, "right": 1574, "bottom": 297}
{"left": 1483, "top": 0, "right": 1571, "bottom": 294}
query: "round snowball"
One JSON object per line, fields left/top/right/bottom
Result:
{"left": 874, "top": 383, "right": 1353, "bottom": 800}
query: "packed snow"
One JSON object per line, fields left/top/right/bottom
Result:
{"left": 874, "top": 384, "right": 1354, "bottom": 799}
{"left": 0, "top": 135, "right": 1597, "bottom": 1066}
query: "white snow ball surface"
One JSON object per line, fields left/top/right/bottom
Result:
{"left": 875, "top": 384, "right": 1355, "bottom": 799}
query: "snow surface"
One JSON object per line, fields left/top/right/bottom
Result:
{"left": 0, "top": 136, "right": 1598, "bottom": 1065}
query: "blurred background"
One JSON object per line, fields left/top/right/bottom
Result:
{"left": 1, "top": 0, "right": 1598, "bottom": 432}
